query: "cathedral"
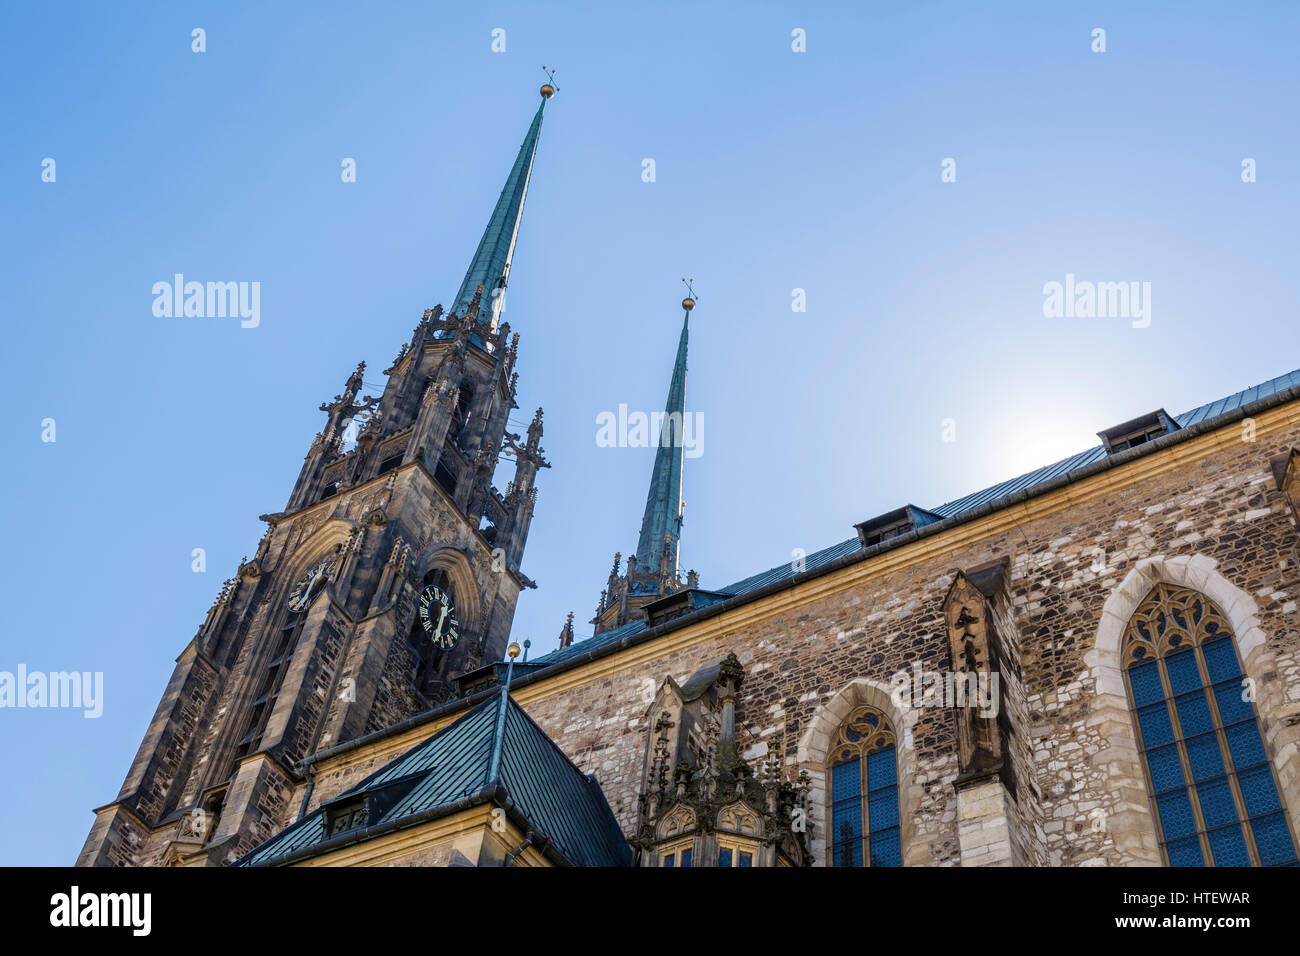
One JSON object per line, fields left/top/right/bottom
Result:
{"left": 79, "top": 83, "right": 1300, "bottom": 868}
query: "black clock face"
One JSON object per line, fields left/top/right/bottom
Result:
{"left": 418, "top": 585, "right": 459, "bottom": 650}
{"left": 287, "top": 558, "right": 333, "bottom": 612}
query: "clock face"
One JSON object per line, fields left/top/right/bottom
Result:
{"left": 287, "top": 558, "right": 333, "bottom": 612}
{"left": 418, "top": 585, "right": 460, "bottom": 650}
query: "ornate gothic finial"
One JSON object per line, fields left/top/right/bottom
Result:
{"left": 527, "top": 408, "right": 544, "bottom": 450}
{"left": 463, "top": 285, "right": 484, "bottom": 325}
{"left": 558, "top": 611, "right": 575, "bottom": 649}
{"left": 718, "top": 651, "right": 745, "bottom": 692}
{"left": 701, "top": 712, "right": 721, "bottom": 800}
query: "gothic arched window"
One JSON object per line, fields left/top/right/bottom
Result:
{"left": 233, "top": 606, "right": 307, "bottom": 761}
{"left": 450, "top": 385, "right": 474, "bottom": 443}
{"left": 1123, "top": 584, "right": 1298, "bottom": 867}
{"left": 828, "top": 706, "right": 901, "bottom": 867}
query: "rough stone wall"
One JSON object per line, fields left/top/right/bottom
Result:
{"left": 364, "top": 631, "right": 424, "bottom": 735}
{"left": 128, "top": 657, "right": 219, "bottom": 824}
{"left": 988, "top": 596, "right": 1048, "bottom": 865}
{"left": 514, "top": 418, "right": 1300, "bottom": 865}
{"left": 277, "top": 617, "right": 349, "bottom": 766}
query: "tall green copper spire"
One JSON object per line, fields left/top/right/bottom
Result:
{"left": 633, "top": 289, "right": 695, "bottom": 579}
{"left": 451, "top": 83, "right": 552, "bottom": 328}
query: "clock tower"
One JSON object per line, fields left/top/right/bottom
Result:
{"left": 78, "top": 85, "right": 556, "bottom": 867}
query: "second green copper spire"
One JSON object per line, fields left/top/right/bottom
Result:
{"left": 633, "top": 293, "right": 695, "bottom": 579}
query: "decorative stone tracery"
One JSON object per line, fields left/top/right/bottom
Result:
{"left": 1085, "top": 554, "right": 1300, "bottom": 866}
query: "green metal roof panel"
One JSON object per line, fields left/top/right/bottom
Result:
{"left": 235, "top": 696, "right": 501, "bottom": 866}
{"left": 237, "top": 691, "right": 631, "bottom": 867}
{"left": 372, "top": 698, "right": 499, "bottom": 822}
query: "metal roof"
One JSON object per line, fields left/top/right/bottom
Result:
{"left": 237, "top": 690, "right": 631, "bottom": 867}
{"left": 533, "top": 365, "right": 1300, "bottom": 669}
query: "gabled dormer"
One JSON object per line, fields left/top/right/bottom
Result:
{"left": 320, "top": 773, "right": 423, "bottom": 839}
{"left": 853, "top": 505, "right": 943, "bottom": 549}
{"left": 1097, "top": 408, "right": 1180, "bottom": 454}
{"left": 642, "top": 587, "right": 733, "bottom": 628}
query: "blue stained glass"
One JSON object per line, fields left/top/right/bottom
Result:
{"left": 1146, "top": 744, "right": 1187, "bottom": 793}
{"left": 1208, "top": 826, "right": 1251, "bottom": 866}
{"left": 1166, "top": 836, "right": 1205, "bottom": 867}
{"left": 832, "top": 801, "right": 862, "bottom": 843}
{"left": 1185, "top": 734, "right": 1226, "bottom": 782}
{"left": 1157, "top": 790, "right": 1197, "bottom": 839}
{"left": 663, "top": 853, "right": 674, "bottom": 867}
{"left": 1138, "top": 703, "right": 1175, "bottom": 747}
{"left": 738, "top": 851, "right": 752, "bottom": 867}
{"left": 1237, "top": 766, "right": 1283, "bottom": 817}
{"left": 1176, "top": 691, "right": 1214, "bottom": 736}
{"left": 1166, "top": 651, "right": 1202, "bottom": 694}
{"left": 1213, "top": 680, "right": 1254, "bottom": 725}
{"left": 869, "top": 827, "right": 902, "bottom": 867}
{"left": 831, "top": 759, "right": 861, "bottom": 801}
{"left": 1250, "top": 813, "right": 1299, "bottom": 866}
{"left": 680, "top": 848, "right": 692, "bottom": 868}
{"left": 1129, "top": 662, "right": 1164, "bottom": 706}
{"left": 1226, "top": 722, "right": 1266, "bottom": 770}
{"left": 1203, "top": 638, "right": 1240, "bottom": 682}
{"left": 866, "top": 747, "right": 897, "bottom": 791}
{"left": 868, "top": 789, "right": 899, "bottom": 831}
{"left": 833, "top": 841, "right": 862, "bottom": 868}
{"left": 1196, "top": 779, "right": 1238, "bottom": 829}
{"left": 718, "top": 847, "right": 732, "bottom": 868}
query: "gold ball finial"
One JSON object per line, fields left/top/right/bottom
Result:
{"left": 540, "top": 83, "right": 555, "bottom": 99}
{"left": 507, "top": 641, "right": 522, "bottom": 659}
{"left": 681, "top": 297, "right": 695, "bottom": 311}
{"left": 680, "top": 277, "right": 697, "bottom": 312}
{"left": 540, "top": 66, "right": 558, "bottom": 99}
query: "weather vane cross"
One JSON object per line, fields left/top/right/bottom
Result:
{"left": 540, "top": 66, "right": 559, "bottom": 98}
{"left": 681, "top": 277, "right": 698, "bottom": 312}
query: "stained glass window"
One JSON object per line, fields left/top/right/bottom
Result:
{"left": 660, "top": 842, "right": 692, "bottom": 868}
{"left": 1123, "top": 584, "right": 1298, "bottom": 867}
{"left": 828, "top": 705, "right": 901, "bottom": 867}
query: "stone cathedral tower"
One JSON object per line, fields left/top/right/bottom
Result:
{"left": 78, "top": 85, "right": 557, "bottom": 867}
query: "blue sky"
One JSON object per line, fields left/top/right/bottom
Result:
{"left": 2, "top": 1, "right": 1298, "bottom": 864}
